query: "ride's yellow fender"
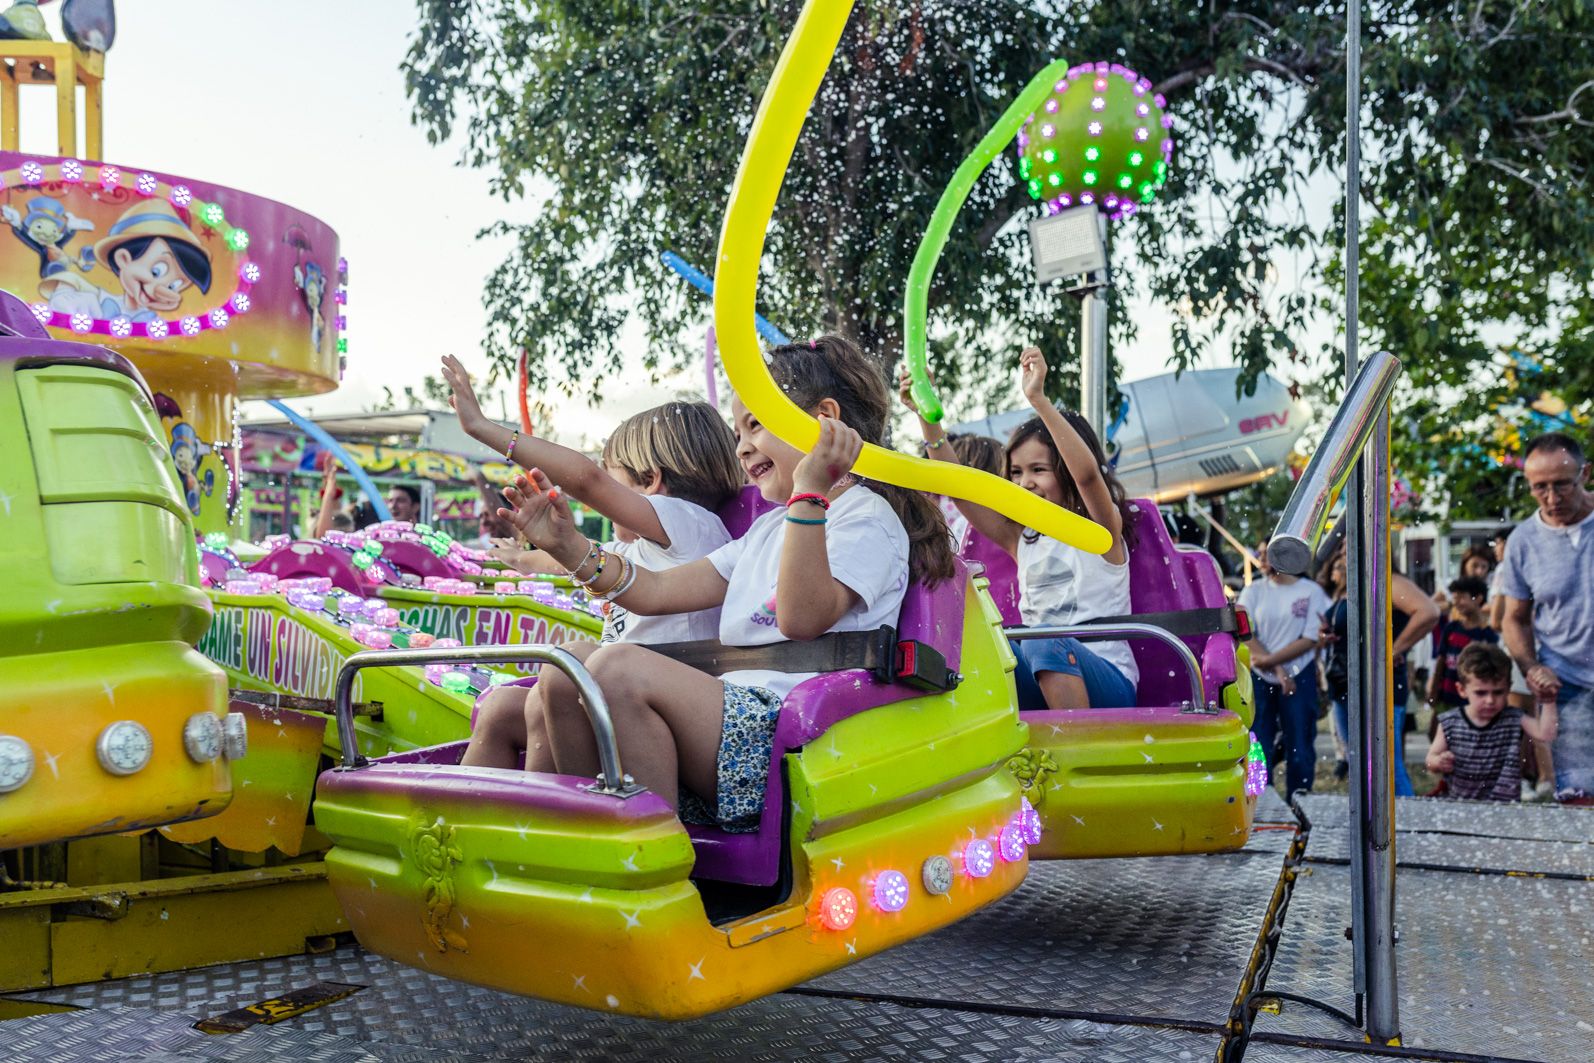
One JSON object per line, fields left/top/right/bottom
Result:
{"left": 711, "top": 0, "right": 1109, "bottom": 553}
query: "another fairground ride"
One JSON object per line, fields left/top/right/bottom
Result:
{"left": 4, "top": 0, "right": 1266, "bottom": 1024}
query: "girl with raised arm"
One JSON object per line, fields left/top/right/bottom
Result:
{"left": 440, "top": 354, "right": 742, "bottom": 771}
{"left": 902, "top": 347, "right": 1138, "bottom": 709}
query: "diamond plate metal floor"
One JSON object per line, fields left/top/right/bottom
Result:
{"left": 5, "top": 790, "right": 1586, "bottom": 1062}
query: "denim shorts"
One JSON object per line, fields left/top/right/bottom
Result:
{"left": 1011, "top": 636, "right": 1137, "bottom": 709}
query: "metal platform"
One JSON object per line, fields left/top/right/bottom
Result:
{"left": 3, "top": 789, "right": 1589, "bottom": 1062}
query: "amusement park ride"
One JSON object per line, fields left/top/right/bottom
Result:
{"left": 0, "top": 1, "right": 1457, "bottom": 1056}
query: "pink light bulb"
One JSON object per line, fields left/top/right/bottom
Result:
{"left": 1135, "top": 127, "right": 1150, "bottom": 141}
{"left": 1093, "top": 77, "right": 1108, "bottom": 91}
{"left": 99, "top": 165, "right": 120, "bottom": 189}
{"left": 1136, "top": 103, "right": 1150, "bottom": 117}
{"left": 1040, "top": 123, "right": 1055, "bottom": 138}
{"left": 1091, "top": 96, "right": 1106, "bottom": 111}
{"left": 145, "top": 319, "right": 169, "bottom": 340}
{"left": 136, "top": 172, "right": 158, "bottom": 196}
{"left": 1088, "top": 121, "right": 1103, "bottom": 136}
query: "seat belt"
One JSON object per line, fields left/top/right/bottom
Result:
{"left": 1075, "top": 604, "right": 1249, "bottom": 639}
{"left": 647, "top": 626, "right": 959, "bottom": 693}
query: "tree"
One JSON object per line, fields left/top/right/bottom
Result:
{"left": 405, "top": 1, "right": 1592, "bottom": 483}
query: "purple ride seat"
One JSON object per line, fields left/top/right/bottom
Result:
{"left": 1121, "top": 500, "right": 1236, "bottom": 708}
{"left": 686, "top": 491, "right": 969, "bottom": 887}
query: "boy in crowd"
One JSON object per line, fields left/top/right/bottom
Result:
{"left": 1426, "top": 643, "right": 1558, "bottom": 802}
{"left": 1426, "top": 576, "right": 1498, "bottom": 710}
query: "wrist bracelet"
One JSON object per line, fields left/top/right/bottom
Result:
{"left": 786, "top": 491, "right": 830, "bottom": 510}
{"left": 925, "top": 435, "right": 948, "bottom": 450}
{"left": 785, "top": 515, "right": 827, "bottom": 526}
{"left": 565, "top": 539, "right": 599, "bottom": 582}
{"left": 503, "top": 428, "right": 520, "bottom": 462}
{"left": 600, "top": 555, "right": 639, "bottom": 601}
{"left": 573, "top": 549, "right": 608, "bottom": 588}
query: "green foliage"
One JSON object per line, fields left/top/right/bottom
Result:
{"left": 405, "top": 1, "right": 1592, "bottom": 515}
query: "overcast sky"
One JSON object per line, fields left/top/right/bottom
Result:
{"left": 15, "top": 1, "right": 1303, "bottom": 446}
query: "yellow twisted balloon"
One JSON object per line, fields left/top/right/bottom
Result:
{"left": 712, "top": 1, "right": 1110, "bottom": 552}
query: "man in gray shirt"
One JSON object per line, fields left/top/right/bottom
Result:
{"left": 1498, "top": 432, "right": 1594, "bottom": 802}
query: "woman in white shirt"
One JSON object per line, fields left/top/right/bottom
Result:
{"left": 904, "top": 347, "right": 1139, "bottom": 709}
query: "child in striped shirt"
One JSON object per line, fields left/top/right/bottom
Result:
{"left": 1427, "top": 643, "right": 1558, "bottom": 802}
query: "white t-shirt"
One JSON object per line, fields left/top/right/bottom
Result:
{"left": 1015, "top": 530, "right": 1139, "bottom": 687}
{"left": 601, "top": 494, "right": 730, "bottom": 645}
{"left": 707, "top": 485, "right": 909, "bottom": 702}
{"left": 1237, "top": 576, "right": 1332, "bottom": 677}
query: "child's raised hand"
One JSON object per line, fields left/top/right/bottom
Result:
{"left": 499, "top": 468, "right": 575, "bottom": 554}
{"left": 1019, "top": 346, "right": 1049, "bottom": 405}
{"left": 793, "top": 415, "right": 864, "bottom": 498}
{"left": 1430, "top": 750, "right": 1455, "bottom": 774}
{"left": 896, "top": 367, "right": 924, "bottom": 416}
{"left": 440, "top": 354, "right": 486, "bottom": 431}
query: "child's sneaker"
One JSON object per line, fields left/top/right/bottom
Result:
{"left": 1533, "top": 780, "right": 1555, "bottom": 802}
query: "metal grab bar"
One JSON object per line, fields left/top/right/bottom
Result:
{"left": 1005, "top": 623, "right": 1210, "bottom": 711}
{"left": 331, "top": 645, "right": 642, "bottom": 797}
{"left": 1268, "top": 351, "right": 1402, "bottom": 575}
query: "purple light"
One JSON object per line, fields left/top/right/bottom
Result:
{"left": 1104, "top": 195, "right": 1119, "bottom": 209}
{"left": 99, "top": 165, "right": 120, "bottom": 189}
{"left": 336, "top": 314, "right": 347, "bottom": 331}
{"left": 145, "top": 319, "right": 169, "bottom": 340}
{"left": 109, "top": 316, "right": 132, "bottom": 338}
{"left": 963, "top": 839, "right": 996, "bottom": 879}
{"left": 69, "top": 312, "right": 92, "bottom": 333}
{"left": 1091, "top": 96, "right": 1106, "bottom": 111}
{"left": 1055, "top": 79, "right": 1069, "bottom": 92}
{"left": 1058, "top": 194, "right": 1072, "bottom": 207}
{"left": 1161, "top": 114, "right": 1175, "bottom": 129}
{"left": 179, "top": 316, "right": 202, "bottom": 337}
{"left": 1094, "top": 60, "right": 1108, "bottom": 73}
{"left": 208, "top": 307, "right": 230, "bottom": 330}
{"left": 136, "top": 172, "right": 158, "bottom": 196}
{"left": 1040, "top": 123, "right": 1055, "bottom": 138}
{"left": 1121, "top": 202, "right": 1138, "bottom": 216}
{"left": 29, "top": 302, "right": 50, "bottom": 324}
{"left": 1081, "top": 192, "right": 1095, "bottom": 205}
{"left": 872, "top": 870, "right": 911, "bottom": 912}
{"left": 1044, "top": 98, "right": 1058, "bottom": 114}
{"left": 1137, "top": 78, "right": 1153, "bottom": 94}
{"left": 1136, "top": 102, "right": 1150, "bottom": 117}
{"left": 998, "top": 823, "right": 1026, "bottom": 863}
{"left": 335, "top": 289, "right": 347, "bottom": 305}
{"left": 1154, "top": 93, "right": 1168, "bottom": 108}
{"left": 240, "top": 261, "right": 261, "bottom": 283}
{"left": 230, "top": 292, "right": 252, "bottom": 313}
{"left": 170, "top": 185, "right": 192, "bottom": 208}
{"left": 21, "top": 161, "right": 43, "bottom": 184}
{"left": 1018, "top": 798, "right": 1044, "bottom": 845}
{"left": 60, "top": 159, "right": 83, "bottom": 183}
{"left": 1135, "top": 127, "right": 1150, "bottom": 142}
{"left": 1088, "top": 121, "right": 1102, "bottom": 136}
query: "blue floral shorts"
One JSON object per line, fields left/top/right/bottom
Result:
{"left": 678, "top": 683, "right": 783, "bottom": 833}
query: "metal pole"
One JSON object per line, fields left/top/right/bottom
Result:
{"left": 1078, "top": 216, "right": 1110, "bottom": 440}
{"left": 330, "top": 645, "right": 641, "bottom": 798}
{"left": 1267, "top": 351, "right": 1401, "bottom": 576}
{"left": 1353, "top": 412, "right": 1399, "bottom": 1041}
{"left": 1346, "top": 0, "right": 1399, "bottom": 1042}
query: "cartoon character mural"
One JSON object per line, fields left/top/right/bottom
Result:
{"left": 2, "top": 196, "right": 95, "bottom": 277}
{"left": 154, "top": 393, "right": 215, "bottom": 517}
{"left": 38, "top": 200, "right": 212, "bottom": 322}
{"left": 284, "top": 224, "right": 329, "bottom": 352}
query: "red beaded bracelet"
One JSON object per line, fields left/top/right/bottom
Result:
{"left": 786, "top": 492, "right": 830, "bottom": 510}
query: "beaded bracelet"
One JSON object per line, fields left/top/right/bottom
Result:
{"left": 785, "top": 515, "right": 827, "bottom": 526}
{"left": 503, "top": 428, "right": 520, "bottom": 462}
{"left": 925, "top": 435, "right": 948, "bottom": 450}
{"left": 565, "top": 539, "right": 601, "bottom": 583}
{"left": 573, "top": 550, "right": 608, "bottom": 588}
{"left": 786, "top": 491, "right": 830, "bottom": 510}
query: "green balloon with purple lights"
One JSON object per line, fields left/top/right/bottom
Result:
{"left": 1017, "top": 62, "right": 1174, "bottom": 220}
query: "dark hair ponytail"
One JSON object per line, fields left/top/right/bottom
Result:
{"left": 766, "top": 336, "right": 957, "bottom": 586}
{"left": 1005, "top": 412, "right": 1138, "bottom": 551}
